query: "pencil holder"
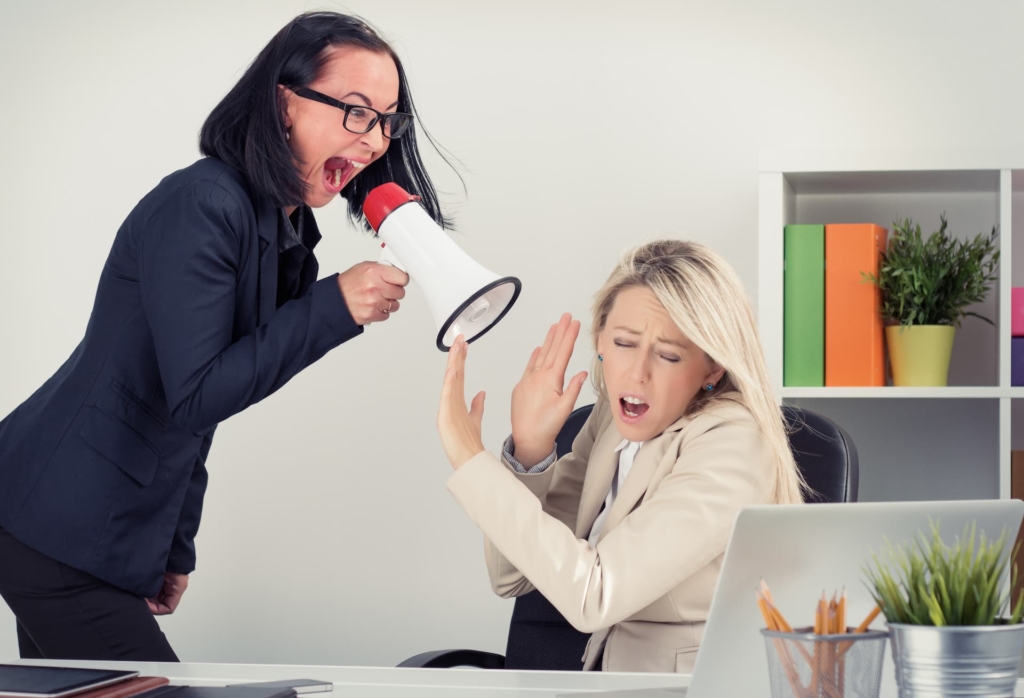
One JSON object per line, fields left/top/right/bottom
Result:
{"left": 761, "top": 626, "right": 888, "bottom": 698}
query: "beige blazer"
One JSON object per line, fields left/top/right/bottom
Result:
{"left": 446, "top": 396, "right": 779, "bottom": 673}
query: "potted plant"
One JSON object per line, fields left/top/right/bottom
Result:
{"left": 863, "top": 214, "right": 998, "bottom": 386}
{"left": 863, "top": 521, "right": 1024, "bottom": 696}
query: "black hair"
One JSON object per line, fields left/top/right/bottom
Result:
{"left": 200, "top": 11, "right": 452, "bottom": 230}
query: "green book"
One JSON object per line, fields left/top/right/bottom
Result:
{"left": 783, "top": 225, "right": 825, "bottom": 386}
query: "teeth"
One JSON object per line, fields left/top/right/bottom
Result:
{"left": 349, "top": 160, "right": 365, "bottom": 169}
{"left": 333, "top": 169, "right": 341, "bottom": 187}
{"left": 623, "top": 396, "right": 646, "bottom": 405}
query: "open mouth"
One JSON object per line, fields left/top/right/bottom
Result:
{"left": 323, "top": 157, "right": 365, "bottom": 193}
{"left": 620, "top": 396, "right": 649, "bottom": 421}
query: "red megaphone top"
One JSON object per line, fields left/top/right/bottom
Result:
{"left": 362, "top": 183, "right": 422, "bottom": 232}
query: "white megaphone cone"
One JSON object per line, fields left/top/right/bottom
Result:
{"left": 363, "top": 183, "right": 522, "bottom": 352}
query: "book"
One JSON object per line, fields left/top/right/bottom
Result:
{"left": 1013, "top": 288, "right": 1024, "bottom": 336}
{"left": 824, "top": 224, "right": 888, "bottom": 387}
{"left": 0, "top": 666, "right": 139, "bottom": 698}
{"left": 784, "top": 225, "right": 825, "bottom": 386}
{"left": 67, "top": 677, "right": 168, "bottom": 698}
{"left": 1013, "top": 338, "right": 1024, "bottom": 386}
{"left": 1012, "top": 451, "right": 1024, "bottom": 603}
{"left": 140, "top": 687, "right": 295, "bottom": 698}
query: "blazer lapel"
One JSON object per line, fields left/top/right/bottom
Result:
{"left": 596, "top": 413, "right": 695, "bottom": 543}
{"left": 297, "top": 207, "right": 321, "bottom": 298}
{"left": 574, "top": 424, "right": 625, "bottom": 539}
{"left": 256, "top": 199, "right": 279, "bottom": 326}
{"left": 597, "top": 440, "right": 664, "bottom": 541}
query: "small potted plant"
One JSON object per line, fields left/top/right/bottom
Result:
{"left": 863, "top": 521, "right": 1024, "bottom": 696}
{"left": 863, "top": 214, "right": 998, "bottom": 386}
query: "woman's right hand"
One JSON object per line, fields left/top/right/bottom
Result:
{"left": 336, "top": 262, "right": 409, "bottom": 326}
{"left": 510, "top": 313, "right": 589, "bottom": 465}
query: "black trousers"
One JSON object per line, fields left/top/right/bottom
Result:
{"left": 0, "top": 526, "right": 179, "bottom": 661}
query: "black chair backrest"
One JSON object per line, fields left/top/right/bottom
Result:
{"left": 781, "top": 405, "right": 859, "bottom": 504}
{"left": 505, "top": 404, "right": 595, "bottom": 670}
{"left": 504, "top": 402, "right": 860, "bottom": 670}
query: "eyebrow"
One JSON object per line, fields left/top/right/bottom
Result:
{"left": 612, "top": 326, "right": 686, "bottom": 349}
{"left": 339, "top": 91, "right": 400, "bottom": 110}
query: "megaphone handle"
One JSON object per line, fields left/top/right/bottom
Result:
{"left": 378, "top": 242, "right": 407, "bottom": 273}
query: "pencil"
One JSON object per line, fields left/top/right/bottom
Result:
{"left": 827, "top": 597, "right": 838, "bottom": 697}
{"left": 812, "top": 593, "right": 824, "bottom": 696}
{"left": 838, "top": 590, "right": 847, "bottom": 698}
{"left": 837, "top": 604, "right": 882, "bottom": 659}
{"left": 756, "top": 589, "right": 805, "bottom": 697}
{"left": 854, "top": 605, "right": 881, "bottom": 634}
{"left": 838, "top": 590, "right": 846, "bottom": 633}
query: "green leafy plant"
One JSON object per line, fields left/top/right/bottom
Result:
{"left": 862, "top": 520, "right": 1024, "bottom": 626}
{"left": 862, "top": 214, "right": 999, "bottom": 327}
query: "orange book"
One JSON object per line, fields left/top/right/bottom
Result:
{"left": 825, "top": 224, "right": 888, "bottom": 386}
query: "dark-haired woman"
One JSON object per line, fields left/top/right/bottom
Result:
{"left": 0, "top": 12, "right": 446, "bottom": 661}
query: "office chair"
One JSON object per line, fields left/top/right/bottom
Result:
{"left": 399, "top": 403, "right": 859, "bottom": 670}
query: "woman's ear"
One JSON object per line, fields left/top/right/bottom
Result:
{"left": 277, "top": 84, "right": 294, "bottom": 130}
{"left": 706, "top": 361, "right": 726, "bottom": 387}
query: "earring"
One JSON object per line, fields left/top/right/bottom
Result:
{"left": 285, "top": 130, "right": 290, "bottom": 141}
{"left": 597, "top": 354, "right": 603, "bottom": 362}
{"left": 704, "top": 383, "right": 714, "bottom": 392}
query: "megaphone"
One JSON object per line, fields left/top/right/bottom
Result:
{"left": 362, "top": 183, "right": 522, "bottom": 352}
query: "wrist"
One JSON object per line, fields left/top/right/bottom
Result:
{"left": 452, "top": 443, "right": 485, "bottom": 471}
{"left": 510, "top": 436, "right": 555, "bottom": 467}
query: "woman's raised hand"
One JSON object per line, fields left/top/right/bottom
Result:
{"left": 510, "top": 313, "right": 589, "bottom": 466}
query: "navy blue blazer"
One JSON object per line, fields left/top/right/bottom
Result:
{"left": 0, "top": 157, "right": 363, "bottom": 598}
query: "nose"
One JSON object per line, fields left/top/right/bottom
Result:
{"left": 626, "top": 351, "right": 652, "bottom": 384}
{"left": 359, "top": 122, "right": 386, "bottom": 152}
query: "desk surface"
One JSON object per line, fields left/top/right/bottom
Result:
{"left": 13, "top": 658, "right": 1024, "bottom": 697}
{"left": 11, "top": 659, "right": 689, "bottom": 697}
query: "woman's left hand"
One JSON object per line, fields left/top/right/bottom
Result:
{"left": 146, "top": 572, "right": 189, "bottom": 615}
{"left": 437, "top": 336, "right": 486, "bottom": 470}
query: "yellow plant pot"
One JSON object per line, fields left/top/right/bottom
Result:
{"left": 885, "top": 325, "right": 956, "bottom": 387}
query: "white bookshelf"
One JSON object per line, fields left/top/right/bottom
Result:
{"left": 758, "top": 148, "right": 1024, "bottom": 502}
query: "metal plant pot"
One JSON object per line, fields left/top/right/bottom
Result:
{"left": 889, "top": 622, "right": 1024, "bottom": 697}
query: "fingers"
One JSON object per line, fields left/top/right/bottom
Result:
{"left": 543, "top": 314, "right": 574, "bottom": 369}
{"left": 561, "top": 370, "right": 589, "bottom": 407}
{"left": 535, "top": 313, "right": 574, "bottom": 372}
{"left": 469, "top": 391, "right": 486, "bottom": 429}
{"left": 535, "top": 314, "right": 570, "bottom": 369}
{"left": 376, "top": 299, "right": 400, "bottom": 319}
{"left": 373, "top": 268, "right": 406, "bottom": 322}
{"left": 337, "top": 262, "right": 410, "bottom": 325}
{"left": 380, "top": 282, "right": 406, "bottom": 302}
{"left": 378, "top": 263, "right": 410, "bottom": 287}
{"left": 552, "top": 319, "right": 581, "bottom": 372}
{"left": 440, "top": 335, "right": 468, "bottom": 412}
{"left": 522, "top": 346, "right": 541, "bottom": 380}
{"left": 534, "top": 322, "right": 559, "bottom": 370}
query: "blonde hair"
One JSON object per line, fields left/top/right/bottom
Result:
{"left": 590, "top": 239, "right": 805, "bottom": 505}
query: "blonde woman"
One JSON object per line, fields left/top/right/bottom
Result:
{"left": 436, "top": 239, "right": 805, "bottom": 674}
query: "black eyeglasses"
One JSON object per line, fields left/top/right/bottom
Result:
{"left": 290, "top": 87, "right": 413, "bottom": 139}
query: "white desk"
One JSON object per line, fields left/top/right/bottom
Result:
{"left": 11, "top": 659, "right": 689, "bottom": 697}
{"left": 13, "top": 658, "right": 1024, "bottom": 696}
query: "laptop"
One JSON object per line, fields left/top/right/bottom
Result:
{"left": 684, "top": 499, "right": 1024, "bottom": 697}
{"left": 561, "top": 499, "right": 1024, "bottom": 697}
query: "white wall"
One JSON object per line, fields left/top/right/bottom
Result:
{"left": 1, "top": 0, "right": 1023, "bottom": 666}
